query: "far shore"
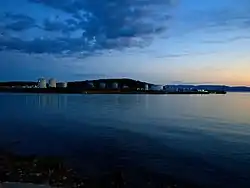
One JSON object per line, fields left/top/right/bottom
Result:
{"left": 0, "top": 87, "right": 226, "bottom": 95}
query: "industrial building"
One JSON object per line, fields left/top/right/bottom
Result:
{"left": 164, "top": 85, "right": 178, "bottom": 92}
{"left": 112, "top": 82, "right": 119, "bottom": 89}
{"left": 48, "top": 78, "right": 56, "bottom": 88}
{"left": 123, "top": 85, "right": 129, "bottom": 89}
{"left": 144, "top": 84, "right": 149, "bottom": 91}
{"left": 86, "top": 82, "right": 94, "bottom": 89}
{"left": 56, "top": 82, "right": 67, "bottom": 88}
{"left": 150, "top": 85, "right": 164, "bottom": 91}
{"left": 99, "top": 82, "right": 106, "bottom": 89}
{"left": 37, "top": 78, "right": 46, "bottom": 88}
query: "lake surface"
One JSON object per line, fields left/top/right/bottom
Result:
{"left": 0, "top": 93, "right": 250, "bottom": 187}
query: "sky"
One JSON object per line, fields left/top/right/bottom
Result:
{"left": 0, "top": 0, "right": 250, "bottom": 86}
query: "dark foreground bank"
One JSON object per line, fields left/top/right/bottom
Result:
{"left": 0, "top": 149, "right": 201, "bottom": 188}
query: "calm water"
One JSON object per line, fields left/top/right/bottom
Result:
{"left": 1, "top": 93, "right": 250, "bottom": 187}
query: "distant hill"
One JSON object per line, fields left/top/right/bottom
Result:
{"left": 225, "top": 86, "right": 250, "bottom": 92}
{"left": 0, "top": 79, "right": 149, "bottom": 89}
{"left": 67, "top": 78, "right": 150, "bottom": 89}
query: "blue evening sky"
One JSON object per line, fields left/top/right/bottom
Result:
{"left": 0, "top": 0, "right": 250, "bottom": 85}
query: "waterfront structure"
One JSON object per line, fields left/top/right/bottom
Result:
{"left": 37, "top": 78, "right": 46, "bottom": 88}
{"left": 144, "top": 84, "right": 149, "bottom": 91}
{"left": 56, "top": 82, "right": 67, "bottom": 88}
{"left": 123, "top": 85, "right": 129, "bottom": 89}
{"left": 164, "top": 85, "right": 178, "bottom": 92}
{"left": 112, "top": 82, "right": 119, "bottom": 89}
{"left": 198, "top": 89, "right": 208, "bottom": 93}
{"left": 48, "top": 78, "right": 56, "bottom": 88}
{"left": 150, "top": 85, "right": 163, "bottom": 91}
{"left": 99, "top": 82, "right": 106, "bottom": 89}
{"left": 86, "top": 82, "right": 94, "bottom": 89}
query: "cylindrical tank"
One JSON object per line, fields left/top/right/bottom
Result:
{"left": 99, "top": 82, "right": 106, "bottom": 89}
{"left": 150, "top": 85, "right": 163, "bottom": 91}
{"left": 56, "top": 82, "right": 67, "bottom": 88}
{"left": 144, "top": 84, "right": 149, "bottom": 91}
{"left": 49, "top": 78, "right": 56, "bottom": 88}
{"left": 164, "top": 86, "right": 177, "bottom": 92}
{"left": 112, "top": 82, "right": 119, "bottom": 89}
{"left": 38, "top": 78, "right": 46, "bottom": 88}
{"left": 87, "top": 82, "right": 94, "bottom": 88}
{"left": 123, "top": 85, "right": 129, "bottom": 89}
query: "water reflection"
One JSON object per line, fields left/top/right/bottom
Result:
{"left": 23, "top": 94, "right": 68, "bottom": 111}
{"left": 115, "top": 94, "right": 149, "bottom": 109}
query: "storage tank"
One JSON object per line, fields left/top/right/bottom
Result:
{"left": 49, "top": 78, "right": 56, "bottom": 88}
{"left": 164, "top": 85, "right": 177, "bottom": 92}
{"left": 150, "top": 85, "right": 163, "bottom": 91}
{"left": 87, "top": 82, "right": 94, "bottom": 88}
{"left": 123, "top": 85, "right": 129, "bottom": 89}
{"left": 37, "top": 78, "right": 46, "bottom": 88}
{"left": 112, "top": 82, "right": 119, "bottom": 89}
{"left": 56, "top": 82, "right": 67, "bottom": 88}
{"left": 144, "top": 84, "right": 149, "bottom": 91}
{"left": 99, "top": 82, "right": 106, "bottom": 89}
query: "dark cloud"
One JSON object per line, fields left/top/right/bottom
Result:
{"left": 10, "top": 0, "right": 172, "bottom": 54}
{"left": 2, "top": 13, "right": 36, "bottom": 31}
{"left": 66, "top": 18, "right": 78, "bottom": 26}
{"left": 5, "top": 20, "right": 35, "bottom": 31}
{"left": 0, "top": 35, "right": 151, "bottom": 56}
{"left": 42, "top": 19, "right": 80, "bottom": 35}
{"left": 43, "top": 19, "right": 67, "bottom": 32}
{"left": 0, "top": 0, "right": 173, "bottom": 55}
{"left": 4, "top": 13, "right": 34, "bottom": 22}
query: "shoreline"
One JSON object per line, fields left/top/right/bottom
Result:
{"left": 0, "top": 149, "right": 85, "bottom": 187}
{"left": 0, "top": 149, "right": 198, "bottom": 188}
{"left": 0, "top": 88, "right": 226, "bottom": 95}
